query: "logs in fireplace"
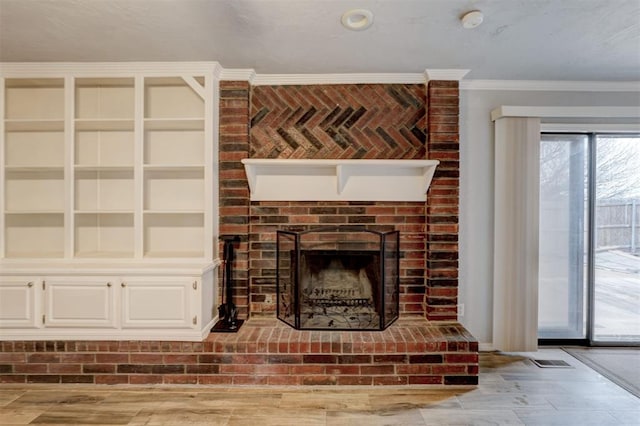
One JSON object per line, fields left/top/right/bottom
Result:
{"left": 276, "top": 226, "right": 400, "bottom": 330}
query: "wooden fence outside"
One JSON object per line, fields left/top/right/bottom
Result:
{"left": 597, "top": 199, "right": 639, "bottom": 254}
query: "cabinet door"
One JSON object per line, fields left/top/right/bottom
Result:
{"left": 121, "top": 278, "right": 197, "bottom": 328}
{"left": 43, "top": 278, "right": 116, "bottom": 327}
{"left": 0, "top": 278, "right": 40, "bottom": 328}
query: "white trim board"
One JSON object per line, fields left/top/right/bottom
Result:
{"left": 219, "top": 68, "right": 256, "bottom": 83}
{"left": 251, "top": 73, "right": 427, "bottom": 86}
{"left": 0, "top": 318, "right": 217, "bottom": 342}
{"left": 492, "top": 106, "right": 640, "bottom": 122}
{"left": 0, "top": 62, "right": 221, "bottom": 77}
{"left": 224, "top": 74, "right": 640, "bottom": 90}
{"left": 425, "top": 69, "right": 470, "bottom": 81}
{"left": 478, "top": 343, "right": 495, "bottom": 352}
{"left": 462, "top": 79, "right": 640, "bottom": 92}
{"left": 4, "top": 63, "right": 637, "bottom": 91}
{"left": 541, "top": 123, "right": 640, "bottom": 133}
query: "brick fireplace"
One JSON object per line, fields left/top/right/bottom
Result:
{"left": 220, "top": 81, "right": 461, "bottom": 322}
{"left": 0, "top": 79, "right": 477, "bottom": 386}
{"left": 210, "top": 79, "right": 477, "bottom": 386}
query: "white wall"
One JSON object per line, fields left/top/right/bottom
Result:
{"left": 458, "top": 88, "right": 640, "bottom": 346}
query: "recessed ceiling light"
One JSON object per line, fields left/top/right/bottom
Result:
{"left": 461, "top": 10, "right": 484, "bottom": 29}
{"left": 341, "top": 9, "right": 374, "bottom": 31}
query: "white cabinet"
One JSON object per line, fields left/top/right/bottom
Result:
{"left": 0, "top": 278, "right": 39, "bottom": 328}
{"left": 0, "top": 265, "right": 216, "bottom": 340}
{"left": 121, "top": 278, "right": 198, "bottom": 329}
{"left": 43, "top": 278, "right": 116, "bottom": 328}
{"left": 0, "top": 63, "right": 220, "bottom": 341}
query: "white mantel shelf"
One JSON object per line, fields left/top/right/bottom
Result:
{"left": 241, "top": 159, "right": 439, "bottom": 202}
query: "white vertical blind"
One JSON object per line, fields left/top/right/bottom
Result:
{"left": 493, "top": 116, "right": 541, "bottom": 352}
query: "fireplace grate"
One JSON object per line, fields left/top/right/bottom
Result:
{"left": 307, "top": 298, "right": 372, "bottom": 308}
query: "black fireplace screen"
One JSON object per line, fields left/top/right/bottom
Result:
{"left": 276, "top": 226, "right": 400, "bottom": 330}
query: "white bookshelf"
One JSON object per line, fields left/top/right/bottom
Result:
{"left": 73, "top": 78, "right": 136, "bottom": 258}
{"left": 0, "top": 63, "right": 220, "bottom": 341}
{"left": 3, "top": 78, "right": 66, "bottom": 258}
{"left": 142, "top": 76, "right": 206, "bottom": 259}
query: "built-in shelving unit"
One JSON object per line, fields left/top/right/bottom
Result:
{"left": 73, "top": 77, "right": 136, "bottom": 256}
{"left": 143, "top": 76, "right": 206, "bottom": 259}
{"left": 3, "top": 78, "right": 66, "bottom": 258}
{"left": 0, "top": 63, "right": 220, "bottom": 341}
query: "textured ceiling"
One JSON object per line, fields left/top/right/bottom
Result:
{"left": 1, "top": 0, "right": 639, "bottom": 81}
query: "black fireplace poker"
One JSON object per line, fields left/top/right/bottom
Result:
{"left": 212, "top": 235, "right": 244, "bottom": 333}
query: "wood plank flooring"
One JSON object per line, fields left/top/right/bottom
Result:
{"left": 0, "top": 349, "right": 638, "bottom": 425}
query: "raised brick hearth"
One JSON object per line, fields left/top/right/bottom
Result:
{"left": 0, "top": 318, "right": 478, "bottom": 385}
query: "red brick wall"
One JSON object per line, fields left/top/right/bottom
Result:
{"left": 219, "top": 81, "right": 460, "bottom": 321}
{"left": 425, "top": 81, "right": 460, "bottom": 321}
{"left": 249, "top": 84, "right": 429, "bottom": 316}
{"left": 218, "top": 81, "right": 251, "bottom": 318}
{"left": 249, "top": 201, "right": 427, "bottom": 316}
{"left": 0, "top": 321, "right": 478, "bottom": 386}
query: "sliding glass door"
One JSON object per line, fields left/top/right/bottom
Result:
{"left": 538, "top": 133, "right": 640, "bottom": 345}
{"left": 538, "top": 134, "right": 588, "bottom": 339}
{"left": 593, "top": 135, "right": 640, "bottom": 343}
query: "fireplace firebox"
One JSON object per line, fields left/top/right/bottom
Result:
{"left": 276, "top": 226, "right": 400, "bottom": 330}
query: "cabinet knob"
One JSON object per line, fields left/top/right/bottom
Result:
{"left": 121, "top": 282, "right": 126, "bottom": 287}
{"left": 27, "top": 281, "right": 34, "bottom": 288}
{"left": 107, "top": 282, "right": 112, "bottom": 287}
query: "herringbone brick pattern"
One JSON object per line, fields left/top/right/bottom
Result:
{"left": 250, "top": 84, "right": 426, "bottom": 159}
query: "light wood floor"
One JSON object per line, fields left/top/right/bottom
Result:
{"left": 0, "top": 349, "right": 638, "bottom": 425}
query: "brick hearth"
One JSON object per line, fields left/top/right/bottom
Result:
{"left": 0, "top": 318, "right": 478, "bottom": 386}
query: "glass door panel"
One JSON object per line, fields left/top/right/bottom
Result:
{"left": 593, "top": 135, "right": 640, "bottom": 343}
{"left": 538, "top": 134, "right": 588, "bottom": 339}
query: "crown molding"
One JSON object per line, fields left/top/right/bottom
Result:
{"left": 0, "top": 62, "right": 221, "bottom": 77}
{"left": 219, "top": 68, "right": 256, "bottom": 83}
{"left": 251, "top": 73, "right": 426, "bottom": 85}
{"left": 424, "top": 69, "right": 470, "bottom": 81}
{"left": 461, "top": 79, "right": 640, "bottom": 92}
{"left": 212, "top": 62, "right": 223, "bottom": 79}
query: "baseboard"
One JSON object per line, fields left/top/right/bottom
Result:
{"left": 479, "top": 342, "right": 495, "bottom": 352}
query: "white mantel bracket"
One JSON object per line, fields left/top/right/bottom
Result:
{"left": 241, "top": 159, "right": 439, "bottom": 202}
